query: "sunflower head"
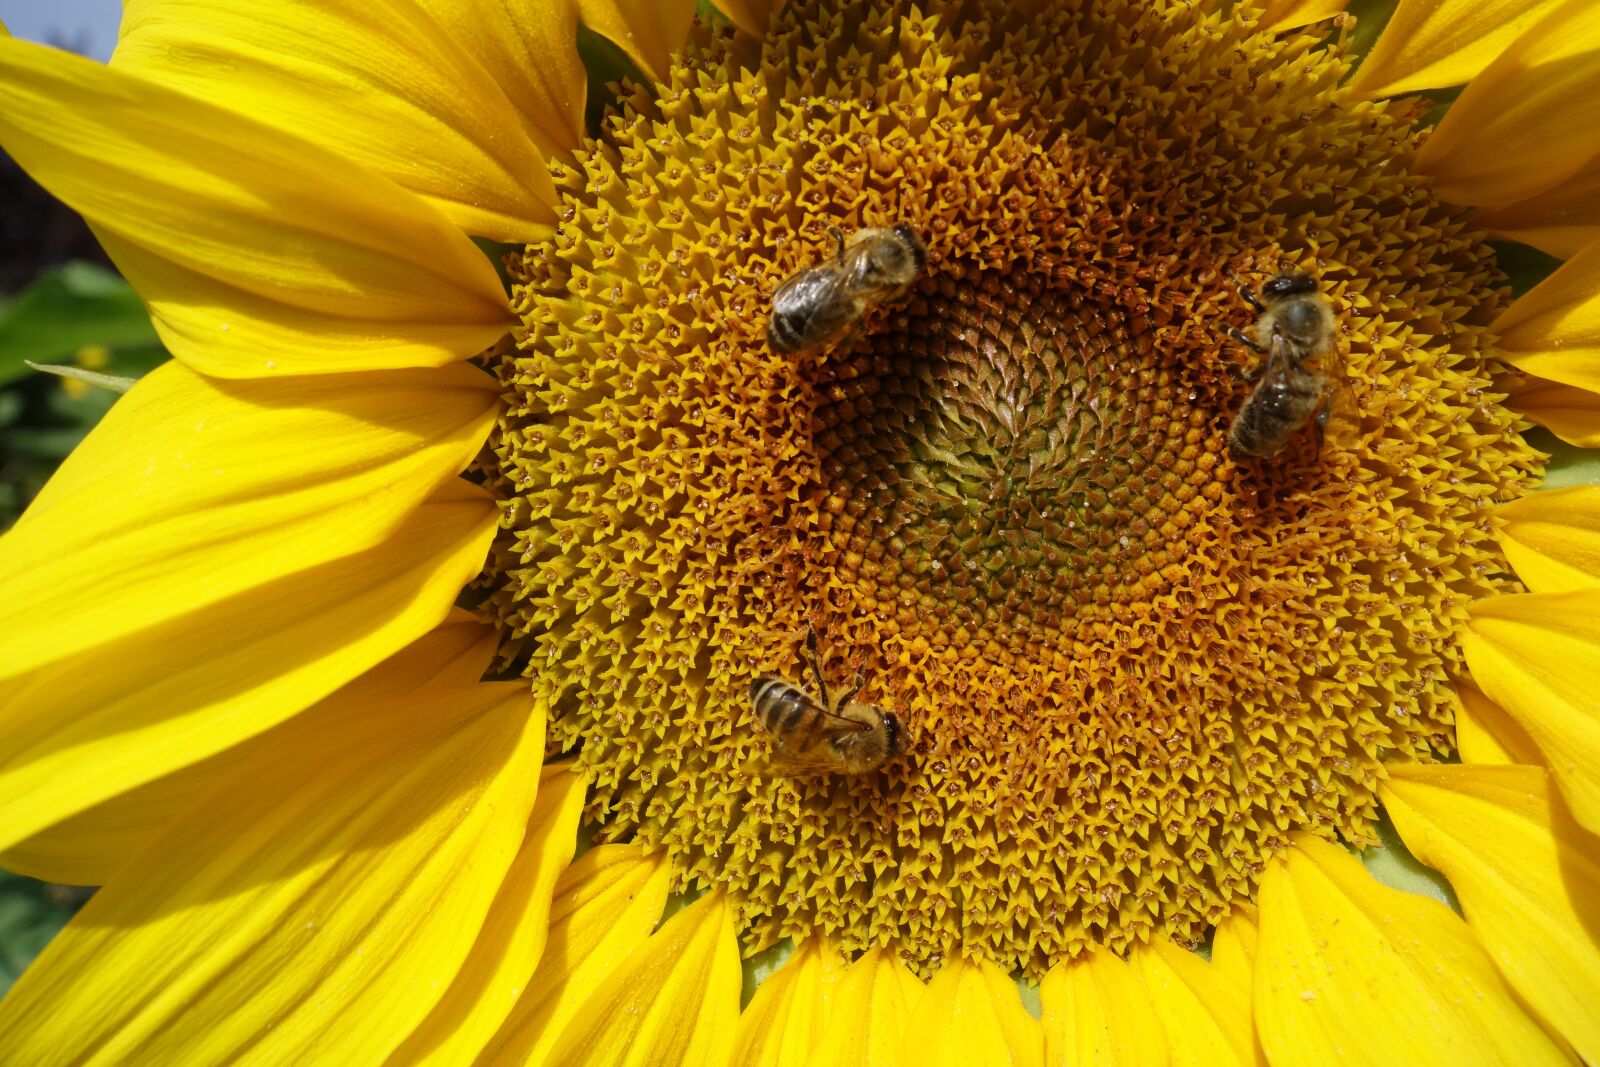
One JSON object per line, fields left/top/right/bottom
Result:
{"left": 480, "top": 0, "right": 1537, "bottom": 976}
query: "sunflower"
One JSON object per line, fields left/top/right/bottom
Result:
{"left": 1, "top": 0, "right": 1598, "bottom": 1061}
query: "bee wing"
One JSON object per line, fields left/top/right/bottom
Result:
{"left": 743, "top": 752, "right": 848, "bottom": 778}
{"left": 811, "top": 704, "right": 876, "bottom": 736}
{"left": 771, "top": 260, "right": 851, "bottom": 315}
{"left": 1319, "top": 374, "right": 1362, "bottom": 449}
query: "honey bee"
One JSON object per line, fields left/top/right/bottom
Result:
{"left": 766, "top": 223, "right": 928, "bottom": 353}
{"left": 1226, "top": 265, "right": 1355, "bottom": 460}
{"left": 747, "top": 626, "right": 906, "bottom": 776}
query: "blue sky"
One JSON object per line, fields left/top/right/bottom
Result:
{"left": 1, "top": 0, "right": 122, "bottom": 61}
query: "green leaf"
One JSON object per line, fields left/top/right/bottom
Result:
{"left": 0, "top": 871, "right": 84, "bottom": 997}
{"left": 1529, "top": 428, "right": 1600, "bottom": 489}
{"left": 1346, "top": 0, "right": 1401, "bottom": 59}
{"left": 1490, "top": 241, "right": 1563, "bottom": 299}
{"left": 0, "top": 263, "right": 159, "bottom": 386}
{"left": 1361, "top": 807, "right": 1461, "bottom": 913}
{"left": 741, "top": 938, "right": 795, "bottom": 1007}
{"left": 577, "top": 22, "right": 649, "bottom": 135}
{"left": 26, "top": 361, "right": 138, "bottom": 395}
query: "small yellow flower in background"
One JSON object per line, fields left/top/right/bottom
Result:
{"left": 1, "top": 0, "right": 1598, "bottom": 1063}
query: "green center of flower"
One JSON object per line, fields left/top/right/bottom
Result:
{"left": 476, "top": 0, "right": 1540, "bottom": 976}
{"left": 816, "top": 268, "right": 1211, "bottom": 648}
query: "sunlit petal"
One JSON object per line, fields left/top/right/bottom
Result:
{"left": 1495, "top": 485, "right": 1600, "bottom": 593}
{"left": 1351, "top": 0, "right": 1570, "bottom": 97}
{"left": 1472, "top": 161, "right": 1600, "bottom": 259}
{"left": 1506, "top": 378, "right": 1600, "bottom": 447}
{"left": 1134, "top": 939, "right": 1262, "bottom": 1066}
{"left": 476, "top": 845, "right": 673, "bottom": 1065}
{"left": 1493, "top": 238, "right": 1600, "bottom": 399}
{"left": 538, "top": 890, "right": 742, "bottom": 1067}
{"left": 1210, "top": 904, "right": 1260, "bottom": 992}
{"left": 387, "top": 762, "right": 588, "bottom": 1064}
{"left": 2, "top": 360, "right": 495, "bottom": 681}
{"left": 0, "top": 665, "right": 545, "bottom": 1065}
{"left": 1, "top": 612, "right": 497, "bottom": 884}
{"left": 812, "top": 947, "right": 926, "bottom": 1067}
{"left": 0, "top": 37, "right": 512, "bottom": 377}
{"left": 1259, "top": 0, "right": 1348, "bottom": 32}
{"left": 114, "top": 0, "right": 557, "bottom": 243}
{"left": 429, "top": 0, "right": 586, "bottom": 154}
{"left": 1464, "top": 591, "right": 1600, "bottom": 830}
{"left": 1040, "top": 950, "right": 1166, "bottom": 1067}
{"left": 575, "top": 0, "right": 697, "bottom": 83}
{"left": 0, "top": 480, "right": 498, "bottom": 856}
{"left": 1255, "top": 835, "right": 1569, "bottom": 1065}
{"left": 1415, "top": 0, "right": 1600, "bottom": 207}
{"left": 1383, "top": 763, "right": 1600, "bottom": 1063}
{"left": 903, "top": 957, "right": 1044, "bottom": 1067}
{"left": 733, "top": 940, "right": 849, "bottom": 1066}
{"left": 1454, "top": 681, "right": 1545, "bottom": 767}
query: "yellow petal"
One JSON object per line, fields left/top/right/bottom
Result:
{"left": 428, "top": 0, "right": 586, "bottom": 155}
{"left": 113, "top": 0, "right": 555, "bottom": 243}
{"left": 0, "top": 478, "right": 499, "bottom": 856}
{"left": 1464, "top": 591, "right": 1600, "bottom": 830}
{"left": 476, "top": 845, "right": 673, "bottom": 1065}
{"left": 387, "top": 762, "right": 589, "bottom": 1064}
{"left": 714, "top": 0, "right": 778, "bottom": 35}
{"left": 1493, "top": 238, "right": 1600, "bottom": 394}
{"left": 1210, "top": 903, "right": 1260, "bottom": 992}
{"left": 1351, "top": 0, "right": 1571, "bottom": 97}
{"left": 1472, "top": 161, "right": 1600, "bottom": 259}
{"left": 1382, "top": 763, "right": 1600, "bottom": 1063}
{"left": 902, "top": 957, "right": 1044, "bottom": 1067}
{"left": 1455, "top": 680, "right": 1545, "bottom": 766}
{"left": 1414, "top": 0, "right": 1600, "bottom": 207}
{"left": 1255, "top": 835, "right": 1569, "bottom": 1066}
{"left": 1506, "top": 376, "right": 1600, "bottom": 448}
{"left": 538, "top": 890, "right": 742, "bottom": 1067}
{"left": 3, "top": 360, "right": 495, "bottom": 681}
{"left": 0, "top": 37, "right": 512, "bottom": 377}
{"left": 1040, "top": 949, "right": 1166, "bottom": 1067}
{"left": 1134, "top": 938, "right": 1261, "bottom": 1067}
{"left": 1, "top": 611, "right": 499, "bottom": 885}
{"left": 1495, "top": 485, "right": 1600, "bottom": 593}
{"left": 1259, "top": 0, "right": 1348, "bottom": 32}
{"left": 733, "top": 939, "right": 849, "bottom": 1067}
{"left": 0, "top": 667, "right": 546, "bottom": 1065}
{"left": 812, "top": 946, "right": 927, "bottom": 1067}
{"left": 576, "top": 0, "right": 697, "bottom": 83}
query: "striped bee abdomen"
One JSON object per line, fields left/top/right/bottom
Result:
{"left": 749, "top": 676, "right": 824, "bottom": 738}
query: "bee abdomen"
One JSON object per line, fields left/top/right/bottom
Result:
{"left": 766, "top": 312, "right": 808, "bottom": 353}
{"left": 750, "top": 676, "right": 821, "bottom": 736}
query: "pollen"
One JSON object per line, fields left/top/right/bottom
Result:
{"left": 478, "top": 0, "right": 1540, "bottom": 976}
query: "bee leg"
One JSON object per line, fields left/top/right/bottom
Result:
{"left": 828, "top": 225, "right": 847, "bottom": 262}
{"left": 1226, "top": 325, "right": 1264, "bottom": 353}
{"left": 1233, "top": 279, "right": 1265, "bottom": 312}
{"left": 805, "top": 623, "right": 830, "bottom": 706}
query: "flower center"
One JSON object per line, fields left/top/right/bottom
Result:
{"left": 813, "top": 269, "right": 1210, "bottom": 649}
{"left": 478, "top": 0, "right": 1540, "bottom": 976}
